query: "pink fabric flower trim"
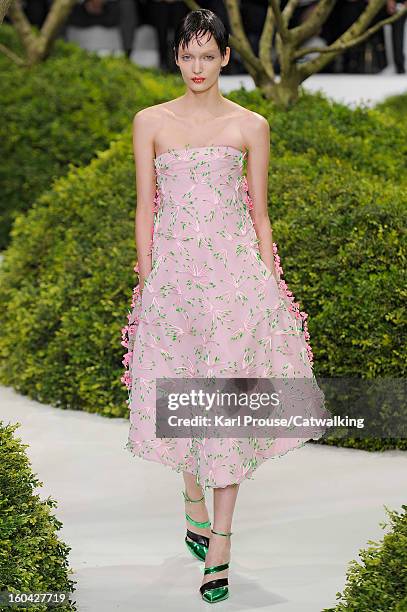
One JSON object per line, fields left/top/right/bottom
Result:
{"left": 121, "top": 188, "right": 161, "bottom": 393}
{"left": 272, "top": 242, "right": 314, "bottom": 367}
{"left": 120, "top": 282, "right": 142, "bottom": 392}
{"left": 241, "top": 176, "right": 254, "bottom": 211}
{"left": 153, "top": 187, "right": 161, "bottom": 213}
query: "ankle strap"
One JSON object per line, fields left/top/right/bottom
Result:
{"left": 186, "top": 513, "right": 211, "bottom": 529}
{"left": 204, "top": 562, "right": 229, "bottom": 575}
{"left": 211, "top": 528, "right": 232, "bottom": 537}
{"left": 182, "top": 490, "right": 205, "bottom": 503}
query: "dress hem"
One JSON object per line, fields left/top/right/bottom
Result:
{"left": 124, "top": 433, "right": 323, "bottom": 491}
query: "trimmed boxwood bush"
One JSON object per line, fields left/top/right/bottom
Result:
{"left": 0, "top": 86, "right": 405, "bottom": 448}
{"left": 0, "top": 421, "right": 77, "bottom": 610}
{"left": 375, "top": 91, "right": 407, "bottom": 129}
{"left": 323, "top": 504, "right": 407, "bottom": 611}
{"left": 268, "top": 153, "right": 406, "bottom": 451}
{"left": 0, "top": 24, "right": 183, "bottom": 250}
{"left": 228, "top": 87, "right": 407, "bottom": 185}
{"left": 267, "top": 152, "right": 406, "bottom": 380}
{"left": 0, "top": 136, "right": 135, "bottom": 417}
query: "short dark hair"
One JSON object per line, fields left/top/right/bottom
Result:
{"left": 173, "top": 9, "right": 229, "bottom": 61}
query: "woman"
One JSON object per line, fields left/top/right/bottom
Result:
{"left": 121, "top": 8, "right": 326, "bottom": 604}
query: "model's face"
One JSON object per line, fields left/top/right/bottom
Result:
{"left": 175, "top": 34, "right": 229, "bottom": 89}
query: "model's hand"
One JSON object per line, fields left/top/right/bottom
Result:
{"left": 138, "top": 278, "right": 145, "bottom": 295}
{"left": 262, "top": 256, "right": 278, "bottom": 282}
{"left": 138, "top": 270, "right": 152, "bottom": 296}
{"left": 270, "top": 260, "right": 278, "bottom": 282}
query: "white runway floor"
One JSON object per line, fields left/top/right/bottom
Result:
{"left": 1, "top": 385, "right": 406, "bottom": 611}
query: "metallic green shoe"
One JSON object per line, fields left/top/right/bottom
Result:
{"left": 200, "top": 528, "right": 232, "bottom": 603}
{"left": 183, "top": 490, "right": 211, "bottom": 562}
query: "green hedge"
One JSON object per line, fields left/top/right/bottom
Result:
{"left": 375, "top": 91, "right": 407, "bottom": 129}
{"left": 229, "top": 87, "right": 407, "bottom": 185}
{"left": 0, "top": 75, "right": 406, "bottom": 447}
{"left": 323, "top": 504, "right": 407, "bottom": 611}
{"left": 0, "top": 421, "right": 77, "bottom": 611}
{"left": 266, "top": 152, "right": 406, "bottom": 380}
{"left": 0, "top": 138, "right": 135, "bottom": 417}
{"left": 0, "top": 24, "right": 183, "bottom": 250}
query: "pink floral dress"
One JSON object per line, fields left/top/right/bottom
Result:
{"left": 121, "top": 145, "right": 324, "bottom": 490}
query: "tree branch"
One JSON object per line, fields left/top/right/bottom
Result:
{"left": 0, "top": 0, "right": 14, "bottom": 24}
{"left": 268, "top": 0, "right": 290, "bottom": 41}
{"left": 7, "top": 0, "right": 36, "bottom": 57}
{"left": 0, "top": 41, "right": 25, "bottom": 64}
{"left": 296, "top": 0, "right": 388, "bottom": 81}
{"left": 281, "top": 0, "right": 300, "bottom": 24}
{"left": 7, "top": 0, "right": 77, "bottom": 62}
{"left": 289, "top": 0, "right": 336, "bottom": 47}
{"left": 259, "top": 5, "right": 276, "bottom": 80}
{"left": 39, "top": 0, "right": 77, "bottom": 46}
{"left": 294, "top": 6, "right": 407, "bottom": 60}
{"left": 225, "top": 0, "right": 261, "bottom": 72}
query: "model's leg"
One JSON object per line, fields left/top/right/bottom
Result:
{"left": 183, "top": 471, "right": 211, "bottom": 539}
{"left": 392, "top": 14, "right": 406, "bottom": 73}
{"left": 118, "top": 0, "right": 139, "bottom": 58}
{"left": 201, "top": 483, "right": 239, "bottom": 589}
{"left": 149, "top": 1, "right": 170, "bottom": 71}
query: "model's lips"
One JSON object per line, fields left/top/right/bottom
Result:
{"left": 192, "top": 77, "right": 205, "bottom": 83}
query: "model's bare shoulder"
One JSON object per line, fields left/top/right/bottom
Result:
{"left": 241, "top": 110, "right": 269, "bottom": 149}
{"left": 132, "top": 105, "right": 168, "bottom": 152}
{"left": 133, "top": 99, "right": 180, "bottom": 124}
{"left": 244, "top": 108, "right": 269, "bottom": 130}
{"left": 133, "top": 105, "right": 164, "bottom": 130}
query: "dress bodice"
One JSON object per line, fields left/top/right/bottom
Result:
{"left": 153, "top": 145, "right": 253, "bottom": 213}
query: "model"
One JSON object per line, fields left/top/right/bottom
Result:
{"left": 121, "top": 8, "right": 326, "bottom": 604}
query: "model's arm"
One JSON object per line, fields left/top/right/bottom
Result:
{"left": 243, "top": 113, "right": 277, "bottom": 279}
{"left": 132, "top": 109, "right": 157, "bottom": 294}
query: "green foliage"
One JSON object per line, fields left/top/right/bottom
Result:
{"left": 267, "top": 153, "right": 406, "bottom": 451}
{"left": 267, "top": 152, "right": 406, "bottom": 380}
{"left": 0, "top": 139, "right": 135, "bottom": 417}
{"left": 0, "top": 421, "right": 77, "bottom": 611}
{"left": 323, "top": 505, "right": 407, "bottom": 611}
{"left": 0, "top": 24, "right": 183, "bottom": 249}
{"left": 375, "top": 91, "right": 407, "bottom": 130}
{"left": 229, "top": 86, "right": 407, "bottom": 185}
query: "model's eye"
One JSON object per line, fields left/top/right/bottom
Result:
{"left": 181, "top": 55, "right": 214, "bottom": 60}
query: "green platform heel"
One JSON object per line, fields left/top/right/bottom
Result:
{"left": 200, "top": 528, "right": 232, "bottom": 603}
{"left": 182, "top": 490, "right": 211, "bottom": 562}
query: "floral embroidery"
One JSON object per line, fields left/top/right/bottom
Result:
{"left": 121, "top": 145, "right": 322, "bottom": 490}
